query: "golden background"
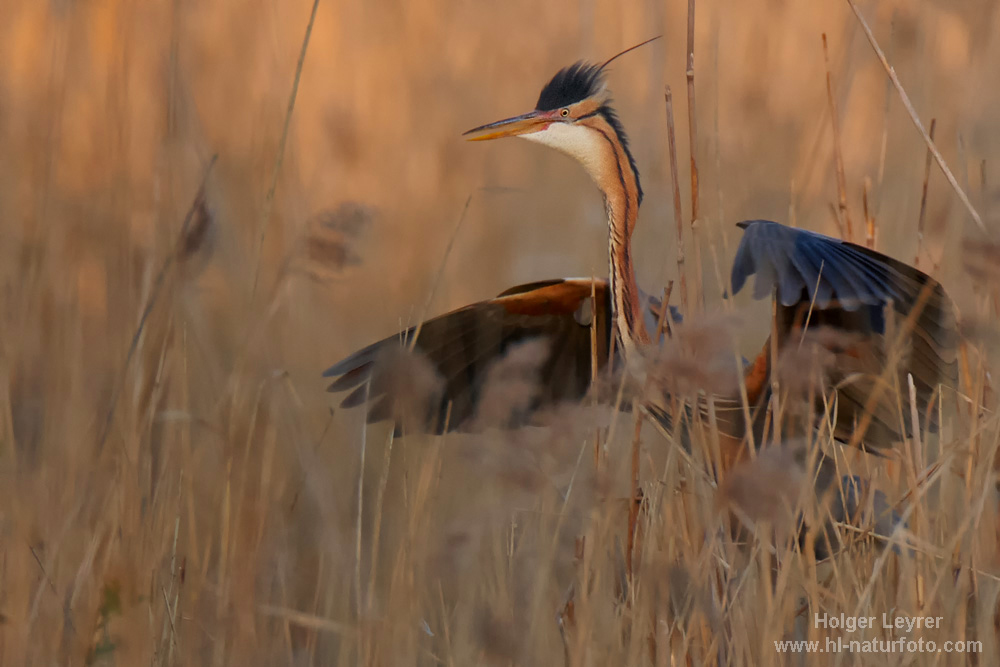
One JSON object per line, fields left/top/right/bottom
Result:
{"left": 1, "top": 0, "right": 998, "bottom": 663}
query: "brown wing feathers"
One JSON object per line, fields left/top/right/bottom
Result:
{"left": 323, "top": 279, "right": 613, "bottom": 432}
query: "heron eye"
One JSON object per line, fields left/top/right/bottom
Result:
{"left": 560, "top": 108, "right": 570, "bottom": 117}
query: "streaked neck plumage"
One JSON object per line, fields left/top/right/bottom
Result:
{"left": 524, "top": 111, "right": 650, "bottom": 358}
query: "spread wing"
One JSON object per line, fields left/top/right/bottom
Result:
{"left": 731, "top": 220, "right": 958, "bottom": 448}
{"left": 324, "top": 279, "right": 677, "bottom": 432}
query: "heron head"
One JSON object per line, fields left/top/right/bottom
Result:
{"left": 462, "top": 61, "right": 612, "bottom": 143}
{"left": 463, "top": 61, "right": 643, "bottom": 203}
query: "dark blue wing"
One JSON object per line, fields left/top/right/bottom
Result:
{"left": 731, "top": 219, "right": 958, "bottom": 448}
{"left": 731, "top": 220, "right": 898, "bottom": 313}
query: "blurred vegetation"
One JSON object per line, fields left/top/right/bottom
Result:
{"left": 1, "top": 0, "right": 999, "bottom": 664}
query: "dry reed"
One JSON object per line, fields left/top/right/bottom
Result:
{"left": 1, "top": 1, "right": 998, "bottom": 665}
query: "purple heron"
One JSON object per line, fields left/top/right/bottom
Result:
{"left": 324, "top": 53, "right": 957, "bottom": 466}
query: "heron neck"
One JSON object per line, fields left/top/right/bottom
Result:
{"left": 600, "top": 164, "right": 650, "bottom": 358}
{"left": 533, "top": 113, "right": 650, "bottom": 357}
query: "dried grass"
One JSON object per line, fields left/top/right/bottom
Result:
{"left": 2, "top": 1, "right": 999, "bottom": 665}
{"left": 293, "top": 203, "right": 373, "bottom": 284}
{"left": 641, "top": 311, "right": 742, "bottom": 397}
{"left": 474, "top": 338, "right": 551, "bottom": 429}
{"left": 719, "top": 445, "right": 806, "bottom": 526}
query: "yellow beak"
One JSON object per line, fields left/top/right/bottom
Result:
{"left": 463, "top": 111, "right": 552, "bottom": 141}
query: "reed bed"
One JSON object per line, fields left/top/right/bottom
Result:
{"left": 1, "top": 0, "right": 999, "bottom": 664}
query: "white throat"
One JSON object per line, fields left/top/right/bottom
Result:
{"left": 522, "top": 123, "right": 608, "bottom": 185}
{"left": 523, "top": 120, "right": 649, "bottom": 355}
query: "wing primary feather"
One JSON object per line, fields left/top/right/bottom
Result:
{"left": 786, "top": 242, "right": 832, "bottom": 307}
{"left": 341, "top": 384, "right": 370, "bottom": 409}
{"left": 797, "top": 240, "right": 876, "bottom": 308}
{"left": 323, "top": 343, "right": 383, "bottom": 378}
{"left": 326, "top": 362, "right": 374, "bottom": 392}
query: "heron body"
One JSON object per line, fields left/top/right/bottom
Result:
{"left": 325, "top": 55, "right": 958, "bottom": 463}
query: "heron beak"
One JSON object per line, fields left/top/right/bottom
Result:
{"left": 463, "top": 111, "right": 552, "bottom": 141}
